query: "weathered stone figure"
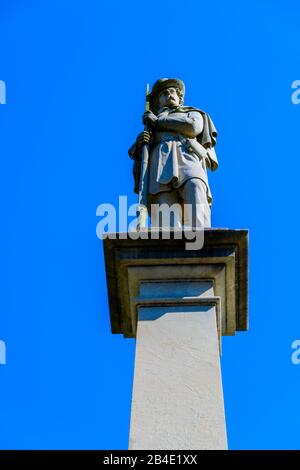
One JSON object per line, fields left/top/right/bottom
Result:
{"left": 129, "top": 78, "right": 218, "bottom": 228}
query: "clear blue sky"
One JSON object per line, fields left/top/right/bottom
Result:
{"left": 0, "top": 0, "right": 300, "bottom": 450}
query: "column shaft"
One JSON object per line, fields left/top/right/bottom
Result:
{"left": 129, "top": 304, "right": 227, "bottom": 450}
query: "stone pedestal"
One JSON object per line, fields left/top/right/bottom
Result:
{"left": 103, "top": 229, "right": 248, "bottom": 450}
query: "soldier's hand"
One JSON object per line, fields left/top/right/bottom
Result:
{"left": 136, "top": 131, "right": 152, "bottom": 150}
{"left": 142, "top": 111, "right": 158, "bottom": 128}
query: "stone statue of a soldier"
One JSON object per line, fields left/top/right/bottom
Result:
{"left": 129, "top": 78, "right": 218, "bottom": 228}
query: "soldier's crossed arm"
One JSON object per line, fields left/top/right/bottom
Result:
{"left": 156, "top": 111, "right": 203, "bottom": 138}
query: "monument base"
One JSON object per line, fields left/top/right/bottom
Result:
{"left": 103, "top": 229, "right": 248, "bottom": 450}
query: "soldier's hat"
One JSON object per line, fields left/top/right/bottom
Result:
{"left": 149, "top": 78, "right": 185, "bottom": 112}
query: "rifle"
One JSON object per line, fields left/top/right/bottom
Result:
{"left": 136, "top": 83, "right": 151, "bottom": 231}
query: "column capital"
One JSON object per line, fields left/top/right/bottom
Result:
{"left": 103, "top": 228, "right": 248, "bottom": 338}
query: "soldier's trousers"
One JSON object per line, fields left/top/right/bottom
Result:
{"left": 150, "top": 177, "right": 211, "bottom": 229}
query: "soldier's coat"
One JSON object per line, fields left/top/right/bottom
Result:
{"left": 129, "top": 106, "right": 218, "bottom": 205}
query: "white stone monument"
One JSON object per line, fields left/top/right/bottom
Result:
{"left": 103, "top": 229, "right": 248, "bottom": 450}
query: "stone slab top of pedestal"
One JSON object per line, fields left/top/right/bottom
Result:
{"left": 102, "top": 228, "right": 248, "bottom": 338}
